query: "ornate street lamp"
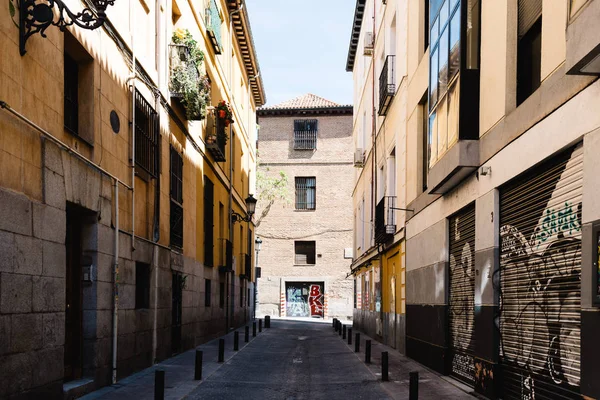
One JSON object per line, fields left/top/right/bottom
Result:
{"left": 231, "top": 194, "right": 258, "bottom": 223}
{"left": 20, "top": 0, "right": 115, "bottom": 56}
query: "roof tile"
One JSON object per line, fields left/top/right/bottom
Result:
{"left": 261, "top": 93, "right": 350, "bottom": 110}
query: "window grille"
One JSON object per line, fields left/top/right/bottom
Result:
{"left": 293, "top": 119, "right": 318, "bottom": 150}
{"left": 64, "top": 54, "right": 79, "bottom": 134}
{"left": 135, "top": 262, "right": 151, "bottom": 309}
{"left": 205, "top": 279, "right": 212, "bottom": 307}
{"left": 295, "top": 241, "right": 316, "bottom": 265}
{"left": 295, "top": 177, "right": 316, "bottom": 210}
{"left": 135, "top": 89, "right": 160, "bottom": 177}
{"left": 204, "top": 176, "right": 214, "bottom": 266}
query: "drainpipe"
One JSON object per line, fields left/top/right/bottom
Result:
{"left": 226, "top": 1, "right": 244, "bottom": 332}
{"left": 112, "top": 180, "right": 119, "bottom": 384}
{"left": 130, "top": 1, "right": 137, "bottom": 252}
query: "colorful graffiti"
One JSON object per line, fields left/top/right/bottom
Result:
{"left": 497, "top": 145, "right": 582, "bottom": 399}
{"left": 309, "top": 284, "right": 324, "bottom": 317}
{"left": 285, "top": 282, "right": 324, "bottom": 318}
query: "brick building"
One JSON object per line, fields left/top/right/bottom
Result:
{"left": 255, "top": 94, "right": 354, "bottom": 320}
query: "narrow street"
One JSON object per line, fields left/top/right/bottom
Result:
{"left": 81, "top": 320, "right": 473, "bottom": 400}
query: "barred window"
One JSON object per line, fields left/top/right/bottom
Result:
{"left": 64, "top": 54, "right": 79, "bottom": 135}
{"left": 135, "top": 89, "right": 160, "bottom": 177}
{"left": 293, "top": 119, "right": 318, "bottom": 150}
{"left": 295, "top": 177, "right": 316, "bottom": 210}
{"left": 295, "top": 241, "right": 316, "bottom": 265}
{"left": 170, "top": 147, "right": 183, "bottom": 249}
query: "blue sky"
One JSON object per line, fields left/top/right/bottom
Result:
{"left": 246, "top": 0, "right": 355, "bottom": 107}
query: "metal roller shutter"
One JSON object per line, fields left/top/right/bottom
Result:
{"left": 449, "top": 203, "right": 476, "bottom": 386}
{"left": 518, "top": 0, "right": 542, "bottom": 37}
{"left": 499, "top": 143, "right": 583, "bottom": 399}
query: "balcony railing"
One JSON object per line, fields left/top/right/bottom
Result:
{"left": 205, "top": 113, "right": 227, "bottom": 162}
{"left": 378, "top": 55, "right": 396, "bottom": 116}
{"left": 294, "top": 131, "right": 317, "bottom": 150}
{"left": 375, "top": 196, "right": 396, "bottom": 244}
{"left": 205, "top": 0, "right": 223, "bottom": 54}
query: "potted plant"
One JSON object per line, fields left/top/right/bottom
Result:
{"left": 170, "top": 29, "right": 211, "bottom": 120}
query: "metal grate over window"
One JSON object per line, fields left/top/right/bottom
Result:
{"left": 170, "top": 147, "right": 184, "bottom": 249}
{"left": 295, "top": 177, "right": 316, "bottom": 210}
{"left": 294, "top": 241, "right": 316, "bottom": 265}
{"left": 293, "top": 119, "right": 318, "bottom": 150}
{"left": 64, "top": 54, "right": 79, "bottom": 134}
{"left": 135, "top": 89, "right": 160, "bottom": 178}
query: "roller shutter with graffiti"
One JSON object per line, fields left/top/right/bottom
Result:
{"left": 285, "top": 282, "right": 324, "bottom": 318}
{"left": 498, "top": 143, "right": 582, "bottom": 399}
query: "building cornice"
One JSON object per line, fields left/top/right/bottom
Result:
{"left": 346, "top": 0, "right": 366, "bottom": 72}
{"left": 227, "top": 0, "right": 267, "bottom": 106}
{"left": 257, "top": 106, "right": 353, "bottom": 117}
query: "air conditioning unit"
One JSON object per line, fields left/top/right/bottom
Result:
{"left": 363, "top": 32, "right": 374, "bottom": 56}
{"left": 354, "top": 148, "right": 365, "bottom": 167}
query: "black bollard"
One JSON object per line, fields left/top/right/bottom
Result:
{"left": 382, "top": 352, "right": 389, "bottom": 381}
{"left": 194, "top": 350, "right": 203, "bottom": 380}
{"left": 332, "top": 318, "right": 336, "bottom": 328}
{"left": 253, "top": 321, "right": 257, "bottom": 337}
{"left": 265, "top": 315, "right": 271, "bottom": 328}
{"left": 218, "top": 338, "right": 225, "bottom": 363}
{"left": 259, "top": 319, "right": 263, "bottom": 332}
{"left": 342, "top": 325, "right": 347, "bottom": 339}
{"left": 234, "top": 331, "right": 239, "bottom": 351}
{"left": 154, "top": 370, "right": 165, "bottom": 400}
{"left": 245, "top": 326, "right": 250, "bottom": 342}
{"left": 348, "top": 328, "right": 352, "bottom": 345}
{"left": 409, "top": 371, "right": 419, "bottom": 400}
{"left": 338, "top": 322, "right": 342, "bottom": 336}
{"left": 365, "top": 340, "right": 371, "bottom": 364}
{"left": 355, "top": 333, "right": 360, "bottom": 352}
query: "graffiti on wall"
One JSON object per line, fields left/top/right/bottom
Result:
{"left": 309, "top": 284, "right": 324, "bottom": 317}
{"left": 285, "top": 282, "right": 324, "bottom": 318}
{"left": 497, "top": 146, "right": 582, "bottom": 399}
{"left": 449, "top": 209, "right": 476, "bottom": 386}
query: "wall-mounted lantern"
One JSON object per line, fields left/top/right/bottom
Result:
{"left": 231, "top": 194, "right": 257, "bottom": 224}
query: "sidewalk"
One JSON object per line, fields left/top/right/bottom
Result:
{"left": 336, "top": 323, "right": 474, "bottom": 400}
{"left": 80, "top": 325, "right": 260, "bottom": 400}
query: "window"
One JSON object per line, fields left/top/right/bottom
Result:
{"left": 170, "top": 147, "right": 183, "bottom": 249}
{"left": 64, "top": 32, "right": 94, "bottom": 145}
{"left": 205, "top": 279, "right": 212, "bottom": 307}
{"left": 64, "top": 54, "right": 79, "bottom": 135}
{"left": 420, "top": 95, "right": 430, "bottom": 192}
{"left": 240, "top": 282, "right": 244, "bottom": 307}
{"left": 219, "top": 282, "right": 225, "bottom": 308}
{"left": 295, "top": 177, "right": 316, "bottom": 210}
{"left": 247, "top": 288, "right": 251, "bottom": 307}
{"left": 428, "top": 0, "right": 480, "bottom": 168}
{"left": 423, "top": 0, "right": 430, "bottom": 53}
{"left": 135, "top": 89, "right": 160, "bottom": 177}
{"left": 293, "top": 119, "right": 318, "bottom": 150}
{"left": 204, "top": 176, "right": 214, "bottom": 266}
{"left": 135, "top": 262, "right": 151, "bottom": 309}
{"left": 517, "top": 0, "right": 542, "bottom": 105}
{"left": 295, "top": 241, "right": 316, "bottom": 265}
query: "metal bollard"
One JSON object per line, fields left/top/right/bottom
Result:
{"left": 265, "top": 315, "right": 271, "bottom": 328}
{"left": 234, "top": 331, "right": 239, "bottom": 351}
{"left": 332, "top": 318, "right": 336, "bottom": 328}
{"left": 259, "top": 319, "right": 263, "bottom": 332}
{"left": 338, "top": 324, "right": 342, "bottom": 336}
{"left": 342, "top": 325, "right": 347, "bottom": 339}
{"left": 253, "top": 321, "right": 257, "bottom": 337}
{"left": 355, "top": 333, "right": 360, "bottom": 352}
{"left": 194, "top": 350, "right": 203, "bottom": 380}
{"left": 348, "top": 328, "right": 352, "bottom": 345}
{"left": 365, "top": 340, "right": 371, "bottom": 364}
{"left": 218, "top": 338, "right": 225, "bottom": 363}
{"left": 154, "top": 370, "right": 165, "bottom": 400}
{"left": 409, "top": 371, "right": 419, "bottom": 400}
{"left": 245, "top": 326, "right": 250, "bottom": 342}
{"left": 382, "top": 351, "right": 389, "bottom": 381}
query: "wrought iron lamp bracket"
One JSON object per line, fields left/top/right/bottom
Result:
{"left": 19, "top": 0, "right": 115, "bottom": 56}
{"left": 231, "top": 212, "right": 252, "bottom": 224}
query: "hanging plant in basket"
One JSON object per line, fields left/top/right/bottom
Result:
{"left": 170, "top": 29, "right": 211, "bottom": 120}
{"left": 215, "top": 100, "right": 234, "bottom": 126}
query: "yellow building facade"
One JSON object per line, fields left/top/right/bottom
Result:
{"left": 0, "top": 0, "right": 264, "bottom": 397}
